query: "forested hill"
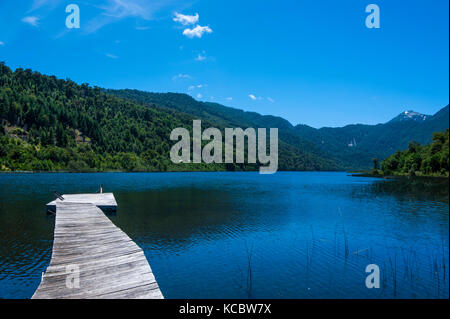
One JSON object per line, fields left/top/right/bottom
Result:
{"left": 1, "top": 62, "right": 447, "bottom": 172}
{"left": 108, "top": 89, "right": 449, "bottom": 169}
{"left": 382, "top": 129, "right": 449, "bottom": 177}
{"left": 107, "top": 89, "right": 342, "bottom": 167}
{"left": 0, "top": 63, "right": 339, "bottom": 172}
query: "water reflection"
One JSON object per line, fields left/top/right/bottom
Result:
{"left": 0, "top": 172, "right": 448, "bottom": 299}
{"left": 367, "top": 176, "right": 449, "bottom": 204}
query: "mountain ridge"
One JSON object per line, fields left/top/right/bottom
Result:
{"left": 388, "top": 110, "right": 430, "bottom": 123}
{"left": 0, "top": 62, "right": 447, "bottom": 172}
{"left": 109, "top": 88, "right": 449, "bottom": 169}
{"left": 0, "top": 63, "right": 340, "bottom": 172}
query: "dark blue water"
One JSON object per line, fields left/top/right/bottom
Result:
{"left": 0, "top": 172, "right": 448, "bottom": 299}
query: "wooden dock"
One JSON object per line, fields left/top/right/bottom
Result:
{"left": 46, "top": 193, "right": 117, "bottom": 213}
{"left": 33, "top": 198, "right": 163, "bottom": 299}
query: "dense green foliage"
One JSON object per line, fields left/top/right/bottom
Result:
{"left": 0, "top": 63, "right": 339, "bottom": 172}
{"left": 0, "top": 62, "right": 221, "bottom": 171}
{"left": 107, "top": 89, "right": 342, "bottom": 170}
{"left": 1, "top": 62, "right": 447, "bottom": 172}
{"left": 109, "top": 89, "right": 449, "bottom": 170}
{"left": 381, "top": 129, "right": 449, "bottom": 176}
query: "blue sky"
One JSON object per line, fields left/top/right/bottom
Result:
{"left": 0, "top": 0, "right": 448, "bottom": 128}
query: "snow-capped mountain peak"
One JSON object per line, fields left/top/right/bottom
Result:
{"left": 389, "top": 110, "right": 430, "bottom": 123}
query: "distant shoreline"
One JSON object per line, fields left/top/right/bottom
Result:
{"left": 0, "top": 170, "right": 347, "bottom": 174}
{"left": 1, "top": 171, "right": 448, "bottom": 180}
{"left": 351, "top": 172, "right": 449, "bottom": 180}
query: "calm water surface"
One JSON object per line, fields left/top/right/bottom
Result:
{"left": 0, "top": 172, "right": 448, "bottom": 299}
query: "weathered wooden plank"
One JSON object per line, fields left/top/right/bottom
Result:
{"left": 46, "top": 193, "right": 117, "bottom": 212}
{"left": 33, "top": 200, "right": 163, "bottom": 299}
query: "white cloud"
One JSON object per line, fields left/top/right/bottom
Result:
{"left": 101, "top": 0, "right": 151, "bottom": 19}
{"left": 22, "top": 16, "right": 39, "bottom": 27}
{"left": 267, "top": 97, "right": 274, "bottom": 103}
{"left": 173, "top": 12, "right": 199, "bottom": 25}
{"left": 30, "top": 0, "right": 61, "bottom": 11}
{"left": 249, "top": 94, "right": 264, "bottom": 101}
{"left": 183, "top": 25, "right": 212, "bottom": 38}
{"left": 226, "top": 97, "right": 233, "bottom": 101}
{"left": 30, "top": 0, "right": 50, "bottom": 10}
{"left": 188, "top": 84, "right": 206, "bottom": 90}
{"left": 85, "top": 0, "right": 177, "bottom": 34}
{"left": 195, "top": 54, "right": 206, "bottom": 61}
{"left": 196, "top": 93, "right": 202, "bottom": 99}
{"left": 29, "top": 0, "right": 62, "bottom": 12}
{"left": 106, "top": 53, "right": 118, "bottom": 59}
{"left": 172, "top": 73, "right": 191, "bottom": 81}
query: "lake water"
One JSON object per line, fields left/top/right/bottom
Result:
{"left": 0, "top": 172, "right": 448, "bottom": 299}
